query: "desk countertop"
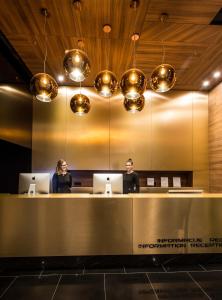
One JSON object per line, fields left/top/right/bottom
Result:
{"left": 1, "top": 192, "right": 222, "bottom": 199}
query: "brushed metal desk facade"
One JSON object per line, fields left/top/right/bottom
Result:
{"left": 0, "top": 193, "right": 222, "bottom": 257}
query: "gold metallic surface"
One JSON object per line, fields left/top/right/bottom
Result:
{"left": 0, "top": 85, "right": 32, "bottom": 148}
{"left": 1, "top": 193, "right": 222, "bottom": 256}
{"left": 123, "top": 95, "right": 145, "bottom": 112}
{"left": 109, "top": 92, "right": 151, "bottom": 170}
{"left": 0, "top": 194, "right": 132, "bottom": 256}
{"left": 150, "top": 64, "right": 176, "bottom": 93}
{"left": 32, "top": 88, "right": 208, "bottom": 178}
{"left": 63, "top": 49, "right": 90, "bottom": 82}
{"left": 94, "top": 70, "right": 118, "bottom": 97}
{"left": 70, "top": 94, "right": 90, "bottom": 115}
{"left": 30, "top": 73, "right": 58, "bottom": 102}
{"left": 193, "top": 171, "right": 209, "bottom": 192}
{"left": 32, "top": 87, "right": 110, "bottom": 171}
{"left": 150, "top": 91, "right": 193, "bottom": 170}
{"left": 120, "top": 68, "right": 147, "bottom": 99}
{"left": 133, "top": 195, "right": 222, "bottom": 254}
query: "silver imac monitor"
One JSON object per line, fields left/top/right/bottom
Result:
{"left": 93, "top": 173, "right": 123, "bottom": 194}
{"left": 18, "top": 173, "right": 50, "bottom": 194}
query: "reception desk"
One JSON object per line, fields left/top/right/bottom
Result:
{"left": 0, "top": 193, "right": 222, "bottom": 257}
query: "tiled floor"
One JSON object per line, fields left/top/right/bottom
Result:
{"left": 1, "top": 264, "right": 222, "bottom": 299}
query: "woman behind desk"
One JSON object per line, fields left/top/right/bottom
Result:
{"left": 52, "top": 159, "right": 72, "bottom": 193}
{"left": 123, "top": 158, "right": 139, "bottom": 194}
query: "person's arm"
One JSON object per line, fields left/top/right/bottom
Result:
{"left": 52, "top": 173, "right": 58, "bottom": 193}
{"left": 134, "top": 173, "right": 140, "bottom": 193}
{"left": 68, "top": 173, "right": 72, "bottom": 188}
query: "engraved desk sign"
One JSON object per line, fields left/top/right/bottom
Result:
{"left": 147, "top": 177, "right": 155, "bottom": 186}
{"left": 173, "top": 177, "right": 181, "bottom": 188}
{"left": 161, "top": 177, "right": 168, "bottom": 187}
{"left": 28, "top": 183, "right": 36, "bottom": 196}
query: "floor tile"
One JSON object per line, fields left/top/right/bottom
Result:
{"left": 125, "top": 266, "right": 164, "bottom": 273}
{"left": 0, "top": 277, "right": 15, "bottom": 297}
{"left": 0, "top": 270, "right": 41, "bottom": 276}
{"left": 164, "top": 265, "right": 203, "bottom": 272}
{"left": 85, "top": 268, "right": 124, "bottom": 274}
{"left": 148, "top": 272, "right": 209, "bottom": 299}
{"left": 43, "top": 269, "right": 82, "bottom": 275}
{"left": 191, "top": 271, "right": 222, "bottom": 299}
{"left": 1, "top": 275, "right": 59, "bottom": 300}
{"left": 202, "top": 263, "right": 222, "bottom": 271}
{"left": 53, "top": 274, "right": 104, "bottom": 300}
{"left": 106, "top": 273, "right": 157, "bottom": 300}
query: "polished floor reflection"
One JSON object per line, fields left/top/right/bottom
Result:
{"left": 1, "top": 262, "right": 222, "bottom": 299}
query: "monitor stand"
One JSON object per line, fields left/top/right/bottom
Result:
{"left": 28, "top": 183, "right": 36, "bottom": 195}
{"left": 105, "top": 182, "right": 112, "bottom": 195}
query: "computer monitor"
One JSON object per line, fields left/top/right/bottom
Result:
{"left": 93, "top": 173, "right": 123, "bottom": 194}
{"left": 18, "top": 173, "right": 50, "bottom": 194}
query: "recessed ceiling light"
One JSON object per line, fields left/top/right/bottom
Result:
{"left": 213, "top": 71, "right": 221, "bottom": 78}
{"left": 57, "top": 75, "right": 64, "bottom": 82}
{"left": 202, "top": 80, "right": 210, "bottom": 87}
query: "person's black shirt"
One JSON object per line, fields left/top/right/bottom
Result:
{"left": 123, "top": 172, "right": 139, "bottom": 194}
{"left": 52, "top": 172, "right": 72, "bottom": 193}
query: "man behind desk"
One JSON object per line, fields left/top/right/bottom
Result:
{"left": 123, "top": 158, "right": 140, "bottom": 194}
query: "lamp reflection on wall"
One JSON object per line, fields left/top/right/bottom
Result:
{"left": 63, "top": 49, "right": 90, "bottom": 82}
{"left": 30, "top": 8, "right": 58, "bottom": 102}
{"left": 124, "top": 94, "right": 145, "bottom": 113}
{"left": 94, "top": 24, "right": 118, "bottom": 97}
{"left": 70, "top": 93, "right": 90, "bottom": 116}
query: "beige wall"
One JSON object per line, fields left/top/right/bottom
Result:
{"left": 32, "top": 87, "right": 208, "bottom": 189}
{"left": 209, "top": 82, "right": 222, "bottom": 192}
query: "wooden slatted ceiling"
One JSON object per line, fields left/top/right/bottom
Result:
{"left": 1, "top": 0, "right": 222, "bottom": 90}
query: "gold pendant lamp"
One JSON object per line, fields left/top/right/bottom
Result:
{"left": 63, "top": 48, "right": 90, "bottom": 82}
{"left": 70, "top": 93, "right": 90, "bottom": 116}
{"left": 63, "top": 1, "right": 90, "bottom": 83}
{"left": 150, "top": 13, "right": 176, "bottom": 93}
{"left": 124, "top": 95, "right": 145, "bottom": 113}
{"left": 94, "top": 24, "right": 118, "bottom": 97}
{"left": 150, "top": 63, "right": 176, "bottom": 93}
{"left": 120, "top": 1, "right": 147, "bottom": 105}
{"left": 30, "top": 8, "right": 58, "bottom": 102}
{"left": 120, "top": 66, "right": 146, "bottom": 100}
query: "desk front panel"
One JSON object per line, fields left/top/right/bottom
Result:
{"left": 0, "top": 196, "right": 132, "bottom": 256}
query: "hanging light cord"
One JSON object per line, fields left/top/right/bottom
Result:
{"left": 162, "top": 43, "right": 166, "bottom": 64}
{"left": 133, "top": 39, "right": 136, "bottom": 68}
{"left": 79, "top": 80, "right": 82, "bottom": 94}
{"left": 132, "top": 5, "right": 137, "bottom": 68}
{"left": 105, "top": 32, "right": 109, "bottom": 70}
{"left": 108, "top": 96, "right": 111, "bottom": 170}
{"left": 43, "top": 11, "right": 48, "bottom": 73}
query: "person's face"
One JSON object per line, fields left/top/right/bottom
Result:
{"left": 125, "top": 162, "right": 133, "bottom": 173}
{"left": 61, "top": 161, "right": 68, "bottom": 172}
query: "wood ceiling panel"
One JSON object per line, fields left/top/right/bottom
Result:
{"left": 146, "top": 0, "right": 222, "bottom": 24}
{"left": 0, "top": 0, "right": 222, "bottom": 90}
{"left": 141, "top": 22, "right": 222, "bottom": 44}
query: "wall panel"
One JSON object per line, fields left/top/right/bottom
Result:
{"left": 32, "top": 87, "right": 208, "bottom": 188}
{"left": 209, "top": 82, "right": 222, "bottom": 192}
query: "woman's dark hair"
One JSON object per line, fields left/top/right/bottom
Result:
{"left": 126, "top": 158, "right": 133, "bottom": 165}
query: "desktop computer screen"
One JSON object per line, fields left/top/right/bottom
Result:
{"left": 18, "top": 173, "right": 50, "bottom": 194}
{"left": 93, "top": 173, "right": 123, "bottom": 194}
